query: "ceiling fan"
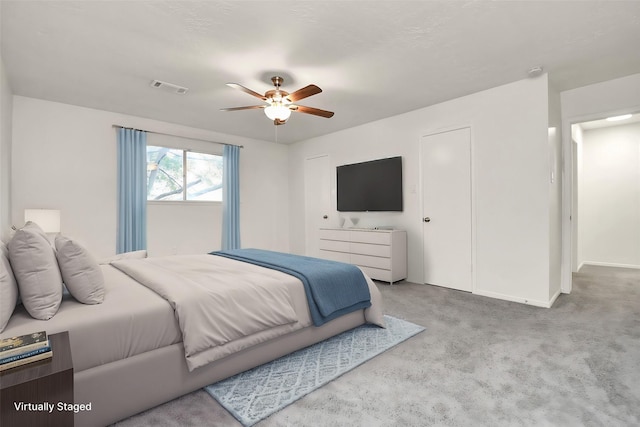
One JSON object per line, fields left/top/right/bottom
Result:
{"left": 221, "top": 76, "right": 334, "bottom": 125}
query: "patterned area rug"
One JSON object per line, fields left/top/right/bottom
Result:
{"left": 204, "top": 315, "right": 425, "bottom": 426}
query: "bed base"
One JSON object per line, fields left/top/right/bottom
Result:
{"left": 75, "top": 310, "right": 366, "bottom": 426}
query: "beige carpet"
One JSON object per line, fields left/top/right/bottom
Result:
{"left": 113, "top": 265, "right": 640, "bottom": 426}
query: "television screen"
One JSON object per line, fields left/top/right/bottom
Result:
{"left": 337, "top": 156, "right": 403, "bottom": 212}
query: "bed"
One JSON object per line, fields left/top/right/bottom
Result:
{"left": 1, "top": 234, "right": 384, "bottom": 426}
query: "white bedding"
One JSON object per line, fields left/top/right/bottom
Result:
{"left": 112, "top": 255, "right": 307, "bottom": 370}
{"left": 112, "top": 254, "right": 384, "bottom": 371}
{"left": 2, "top": 253, "right": 384, "bottom": 376}
{"left": 1, "top": 265, "right": 181, "bottom": 372}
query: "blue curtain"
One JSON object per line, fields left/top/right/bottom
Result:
{"left": 117, "top": 128, "right": 147, "bottom": 254}
{"left": 222, "top": 144, "right": 241, "bottom": 250}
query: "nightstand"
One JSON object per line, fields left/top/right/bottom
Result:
{"left": 1, "top": 331, "right": 74, "bottom": 426}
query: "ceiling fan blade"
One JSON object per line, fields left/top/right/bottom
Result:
{"left": 226, "top": 83, "right": 267, "bottom": 100}
{"left": 286, "top": 85, "right": 322, "bottom": 102}
{"left": 293, "top": 105, "right": 334, "bottom": 118}
{"left": 220, "top": 105, "right": 266, "bottom": 111}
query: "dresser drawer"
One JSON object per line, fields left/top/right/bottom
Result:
{"left": 319, "top": 229, "right": 350, "bottom": 241}
{"left": 319, "top": 249, "right": 351, "bottom": 263}
{"left": 358, "top": 266, "right": 392, "bottom": 283}
{"left": 349, "top": 230, "right": 391, "bottom": 245}
{"left": 318, "top": 228, "right": 406, "bottom": 284}
{"left": 350, "top": 242, "right": 391, "bottom": 257}
{"left": 351, "top": 253, "right": 391, "bottom": 270}
{"left": 319, "top": 239, "right": 350, "bottom": 252}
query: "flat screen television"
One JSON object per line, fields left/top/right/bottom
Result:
{"left": 337, "top": 156, "right": 403, "bottom": 212}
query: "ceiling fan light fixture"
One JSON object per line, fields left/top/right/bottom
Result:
{"left": 264, "top": 104, "right": 292, "bottom": 121}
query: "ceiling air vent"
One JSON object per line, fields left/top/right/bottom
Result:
{"left": 150, "top": 79, "right": 189, "bottom": 95}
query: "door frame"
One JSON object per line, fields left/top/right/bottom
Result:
{"left": 560, "top": 106, "right": 640, "bottom": 294}
{"left": 419, "top": 124, "right": 476, "bottom": 293}
{"left": 304, "top": 154, "right": 331, "bottom": 257}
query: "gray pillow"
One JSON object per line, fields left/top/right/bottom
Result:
{"left": 0, "top": 243, "right": 19, "bottom": 332}
{"left": 8, "top": 223, "right": 63, "bottom": 320}
{"left": 55, "top": 235, "right": 105, "bottom": 304}
{"left": 22, "top": 221, "right": 49, "bottom": 241}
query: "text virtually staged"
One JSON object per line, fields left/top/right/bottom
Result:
{"left": 12, "top": 401, "right": 92, "bottom": 414}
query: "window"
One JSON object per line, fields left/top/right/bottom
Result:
{"left": 146, "top": 146, "right": 223, "bottom": 201}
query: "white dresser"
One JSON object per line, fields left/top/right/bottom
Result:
{"left": 319, "top": 228, "right": 407, "bottom": 284}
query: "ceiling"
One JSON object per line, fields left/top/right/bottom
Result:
{"left": 2, "top": 1, "right": 640, "bottom": 144}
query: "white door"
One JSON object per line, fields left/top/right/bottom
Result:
{"left": 304, "top": 155, "right": 331, "bottom": 257}
{"left": 421, "top": 127, "right": 473, "bottom": 291}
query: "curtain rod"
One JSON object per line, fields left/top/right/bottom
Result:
{"left": 111, "top": 125, "right": 244, "bottom": 148}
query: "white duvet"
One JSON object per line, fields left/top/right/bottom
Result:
{"left": 112, "top": 254, "right": 384, "bottom": 371}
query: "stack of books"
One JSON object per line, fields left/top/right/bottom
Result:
{"left": 0, "top": 331, "right": 52, "bottom": 372}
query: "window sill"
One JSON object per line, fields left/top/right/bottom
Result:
{"left": 147, "top": 200, "right": 222, "bottom": 206}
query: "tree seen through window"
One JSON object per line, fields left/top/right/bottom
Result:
{"left": 147, "top": 146, "right": 222, "bottom": 201}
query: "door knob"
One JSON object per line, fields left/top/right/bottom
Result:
{"left": 423, "top": 217, "right": 431, "bottom": 223}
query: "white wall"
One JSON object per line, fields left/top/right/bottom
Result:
{"left": 290, "top": 76, "right": 555, "bottom": 306}
{"left": 578, "top": 123, "right": 640, "bottom": 269}
{"left": 560, "top": 72, "right": 640, "bottom": 291}
{"left": 0, "top": 55, "right": 12, "bottom": 242}
{"left": 11, "top": 96, "right": 290, "bottom": 258}
{"left": 561, "top": 73, "right": 640, "bottom": 120}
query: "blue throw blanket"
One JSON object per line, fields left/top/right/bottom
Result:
{"left": 210, "top": 249, "right": 371, "bottom": 326}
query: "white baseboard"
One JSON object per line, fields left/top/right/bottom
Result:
{"left": 473, "top": 289, "right": 556, "bottom": 308}
{"left": 548, "top": 288, "right": 562, "bottom": 306}
{"left": 581, "top": 261, "right": 640, "bottom": 270}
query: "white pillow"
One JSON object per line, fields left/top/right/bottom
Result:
{"left": 0, "top": 243, "right": 19, "bottom": 332}
{"left": 8, "top": 223, "right": 62, "bottom": 320}
{"left": 55, "top": 235, "right": 105, "bottom": 304}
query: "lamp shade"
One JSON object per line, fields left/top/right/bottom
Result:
{"left": 264, "top": 104, "right": 292, "bottom": 121}
{"left": 24, "top": 209, "right": 61, "bottom": 233}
